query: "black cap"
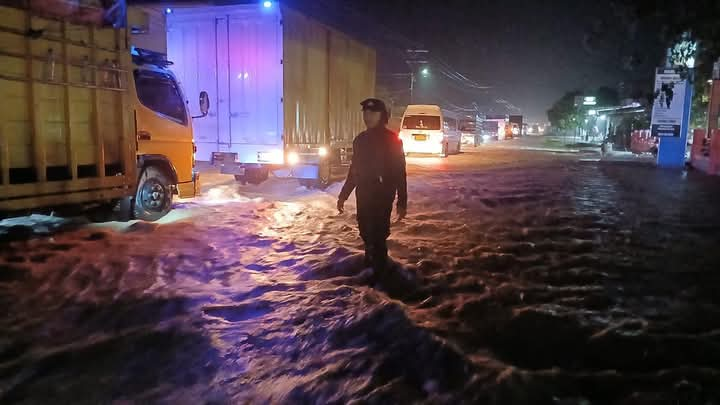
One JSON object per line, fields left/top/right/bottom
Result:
{"left": 360, "top": 98, "right": 387, "bottom": 113}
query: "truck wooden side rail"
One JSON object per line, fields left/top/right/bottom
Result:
{"left": 0, "top": 5, "right": 136, "bottom": 212}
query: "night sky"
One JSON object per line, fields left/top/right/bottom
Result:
{"left": 287, "top": 0, "right": 663, "bottom": 123}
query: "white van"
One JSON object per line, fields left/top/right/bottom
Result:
{"left": 399, "top": 105, "right": 454, "bottom": 157}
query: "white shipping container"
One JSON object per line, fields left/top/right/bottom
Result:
{"left": 167, "top": 5, "right": 283, "bottom": 164}
{"left": 164, "top": 3, "right": 376, "bottom": 186}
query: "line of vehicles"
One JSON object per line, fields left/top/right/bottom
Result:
{"left": 0, "top": 1, "right": 376, "bottom": 220}
{"left": 0, "top": 1, "right": 541, "bottom": 222}
{"left": 397, "top": 107, "right": 536, "bottom": 155}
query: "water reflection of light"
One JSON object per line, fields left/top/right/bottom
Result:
{"left": 406, "top": 156, "right": 450, "bottom": 171}
{"left": 200, "top": 186, "right": 257, "bottom": 206}
{"left": 260, "top": 202, "right": 303, "bottom": 237}
{"left": 208, "top": 187, "right": 224, "bottom": 200}
{"left": 571, "top": 171, "right": 619, "bottom": 219}
{"left": 406, "top": 156, "right": 443, "bottom": 165}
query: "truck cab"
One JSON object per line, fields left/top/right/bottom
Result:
{"left": 0, "top": 5, "right": 203, "bottom": 221}
{"left": 130, "top": 47, "right": 204, "bottom": 220}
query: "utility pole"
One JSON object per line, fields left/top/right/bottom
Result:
{"left": 380, "top": 49, "right": 429, "bottom": 106}
{"left": 405, "top": 49, "right": 428, "bottom": 104}
{"left": 409, "top": 71, "right": 415, "bottom": 104}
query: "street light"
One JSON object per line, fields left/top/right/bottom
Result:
{"left": 421, "top": 67, "right": 430, "bottom": 77}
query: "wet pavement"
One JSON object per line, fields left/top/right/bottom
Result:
{"left": 1, "top": 138, "right": 720, "bottom": 404}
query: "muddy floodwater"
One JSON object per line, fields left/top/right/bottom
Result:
{"left": 2, "top": 147, "right": 720, "bottom": 404}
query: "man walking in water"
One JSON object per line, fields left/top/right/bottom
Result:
{"left": 337, "top": 98, "right": 408, "bottom": 274}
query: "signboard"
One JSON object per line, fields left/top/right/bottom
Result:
{"left": 574, "top": 95, "right": 597, "bottom": 106}
{"left": 651, "top": 69, "right": 688, "bottom": 137}
{"left": 0, "top": 0, "right": 127, "bottom": 27}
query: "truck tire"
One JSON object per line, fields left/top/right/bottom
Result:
{"left": 249, "top": 167, "right": 269, "bottom": 185}
{"left": 317, "top": 160, "right": 332, "bottom": 188}
{"left": 134, "top": 166, "right": 173, "bottom": 222}
{"left": 235, "top": 167, "right": 268, "bottom": 185}
{"left": 234, "top": 175, "right": 248, "bottom": 185}
{"left": 299, "top": 161, "right": 331, "bottom": 189}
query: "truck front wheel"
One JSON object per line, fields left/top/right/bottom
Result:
{"left": 299, "top": 161, "right": 331, "bottom": 189}
{"left": 134, "top": 166, "right": 173, "bottom": 221}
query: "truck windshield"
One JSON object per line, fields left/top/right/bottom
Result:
{"left": 134, "top": 70, "right": 188, "bottom": 125}
{"left": 402, "top": 115, "right": 441, "bottom": 130}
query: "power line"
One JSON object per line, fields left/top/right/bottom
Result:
{"left": 305, "top": 0, "right": 517, "bottom": 112}
{"left": 310, "top": 0, "right": 485, "bottom": 85}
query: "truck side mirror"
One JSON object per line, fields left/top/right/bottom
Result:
{"left": 194, "top": 91, "right": 210, "bottom": 118}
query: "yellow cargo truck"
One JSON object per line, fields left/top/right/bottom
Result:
{"left": 131, "top": 46, "right": 205, "bottom": 219}
{"left": 0, "top": 3, "right": 204, "bottom": 221}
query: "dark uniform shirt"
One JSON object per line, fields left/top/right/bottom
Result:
{"left": 339, "top": 127, "right": 407, "bottom": 243}
{"left": 339, "top": 127, "right": 407, "bottom": 209}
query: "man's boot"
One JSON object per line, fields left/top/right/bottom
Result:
{"left": 371, "top": 241, "right": 388, "bottom": 274}
{"left": 363, "top": 243, "right": 375, "bottom": 269}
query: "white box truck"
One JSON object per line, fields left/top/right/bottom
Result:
{"left": 164, "top": 3, "right": 377, "bottom": 187}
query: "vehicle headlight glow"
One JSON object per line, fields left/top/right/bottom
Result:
{"left": 270, "top": 149, "right": 284, "bottom": 163}
{"left": 318, "top": 147, "right": 328, "bottom": 157}
{"left": 287, "top": 151, "right": 300, "bottom": 165}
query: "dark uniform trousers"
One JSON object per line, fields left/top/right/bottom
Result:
{"left": 339, "top": 127, "right": 407, "bottom": 272}
{"left": 356, "top": 184, "right": 395, "bottom": 269}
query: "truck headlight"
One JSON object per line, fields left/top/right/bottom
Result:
{"left": 287, "top": 151, "right": 300, "bottom": 165}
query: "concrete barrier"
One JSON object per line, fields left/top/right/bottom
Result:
{"left": 711, "top": 129, "right": 720, "bottom": 174}
{"left": 630, "top": 130, "right": 656, "bottom": 154}
{"left": 691, "top": 129, "right": 706, "bottom": 162}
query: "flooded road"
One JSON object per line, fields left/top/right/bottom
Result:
{"left": 2, "top": 141, "right": 720, "bottom": 404}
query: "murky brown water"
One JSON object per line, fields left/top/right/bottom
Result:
{"left": 1, "top": 151, "right": 720, "bottom": 404}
